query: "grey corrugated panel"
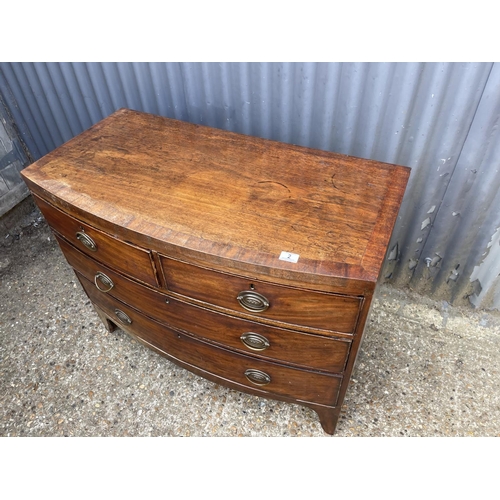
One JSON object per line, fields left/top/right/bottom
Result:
{"left": 147, "top": 63, "right": 170, "bottom": 117}
{"left": 83, "top": 63, "right": 116, "bottom": 121}
{"left": 1, "top": 61, "right": 499, "bottom": 308}
{"left": 381, "top": 63, "right": 494, "bottom": 289}
{"left": 182, "top": 62, "right": 210, "bottom": 126}
{"left": 28, "top": 63, "right": 70, "bottom": 147}
{"left": 43, "top": 63, "right": 82, "bottom": 138}
{"left": 168, "top": 62, "right": 190, "bottom": 121}
{"left": 0, "top": 64, "right": 42, "bottom": 158}
{"left": 409, "top": 63, "right": 500, "bottom": 307}
{"left": 58, "top": 64, "right": 93, "bottom": 132}
{"left": 0, "top": 95, "right": 32, "bottom": 215}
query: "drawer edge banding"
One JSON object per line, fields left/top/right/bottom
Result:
{"left": 86, "top": 286, "right": 343, "bottom": 407}
{"left": 73, "top": 266, "right": 352, "bottom": 374}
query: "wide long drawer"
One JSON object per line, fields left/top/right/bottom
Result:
{"left": 63, "top": 237, "right": 351, "bottom": 373}
{"left": 79, "top": 274, "right": 342, "bottom": 407}
{"left": 160, "top": 255, "right": 362, "bottom": 333}
{"left": 34, "top": 195, "right": 158, "bottom": 287}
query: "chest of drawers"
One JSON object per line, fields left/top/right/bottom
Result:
{"left": 21, "top": 109, "right": 410, "bottom": 434}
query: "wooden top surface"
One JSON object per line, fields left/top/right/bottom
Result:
{"left": 21, "top": 108, "right": 410, "bottom": 283}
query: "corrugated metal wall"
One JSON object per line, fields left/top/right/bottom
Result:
{"left": 0, "top": 94, "right": 32, "bottom": 216}
{"left": 1, "top": 62, "right": 499, "bottom": 309}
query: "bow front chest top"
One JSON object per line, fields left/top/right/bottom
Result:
{"left": 21, "top": 109, "right": 410, "bottom": 434}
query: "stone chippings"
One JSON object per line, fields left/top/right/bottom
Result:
{"left": 1, "top": 199, "right": 500, "bottom": 437}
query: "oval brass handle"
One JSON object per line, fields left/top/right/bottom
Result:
{"left": 244, "top": 369, "right": 271, "bottom": 386}
{"left": 237, "top": 290, "right": 270, "bottom": 312}
{"left": 94, "top": 272, "right": 114, "bottom": 293}
{"left": 76, "top": 231, "right": 97, "bottom": 252}
{"left": 240, "top": 332, "right": 270, "bottom": 351}
{"left": 114, "top": 308, "right": 132, "bottom": 324}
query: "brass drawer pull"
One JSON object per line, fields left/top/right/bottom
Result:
{"left": 76, "top": 231, "right": 97, "bottom": 251}
{"left": 244, "top": 369, "right": 271, "bottom": 386}
{"left": 240, "top": 332, "right": 270, "bottom": 351}
{"left": 94, "top": 272, "right": 114, "bottom": 293}
{"left": 237, "top": 290, "right": 270, "bottom": 312}
{"left": 114, "top": 308, "right": 132, "bottom": 324}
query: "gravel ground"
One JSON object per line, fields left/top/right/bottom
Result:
{"left": 1, "top": 197, "right": 500, "bottom": 437}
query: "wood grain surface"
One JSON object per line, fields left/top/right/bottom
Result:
{"left": 161, "top": 255, "right": 361, "bottom": 333}
{"left": 20, "top": 108, "right": 411, "bottom": 435}
{"left": 57, "top": 234, "right": 352, "bottom": 372}
{"left": 78, "top": 274, "right": 342, "bottom": 407}
{"left": 21, "top": 108, "right": 410, "bottom": 284}
{"left": 34, "top": 194, "right": 158, "bottom": 286}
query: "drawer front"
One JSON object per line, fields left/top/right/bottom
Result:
{"left": 79, "top": 275, "right": 342, "bottom": 406}
{"left": 34, "top": 195, "right": 158, "bottom": 286}
{"left": 65, "top": 239, "right": 350, "bottom": 372}
{"left": 160, "top": 256, "right": 361, "bottom": 333}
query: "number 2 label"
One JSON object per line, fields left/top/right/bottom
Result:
{"left": 279, "top": 251, "right": 299, "bottom": 263}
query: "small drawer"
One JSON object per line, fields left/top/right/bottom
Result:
{"left": 34, "top": 195, "right": 158, "bottom": 287}
{"left": 67, "top": 244, "right": 351, "bottom": 373}
{"left": 80, "top": 275, "right": 342, "bottom": 407}
{"left": 160, "top": 255, "right": 361, "bottom": 333}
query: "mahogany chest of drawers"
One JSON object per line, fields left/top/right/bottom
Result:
{"left": 21, "top": 109, "right": 410, "bottom": 434}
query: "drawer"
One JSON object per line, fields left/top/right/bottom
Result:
{"left": 34, "top": 195, "right": 158, "bottom": 286}
{"left": 65, "top": 238, "right": 351, "bottom": 372}
{"left": 160, "top": 255, "right": 361, "bottom": 333}
{"left": 79, "top": 275, "right": 342, "bottom": 406}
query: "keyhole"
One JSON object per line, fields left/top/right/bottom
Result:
{"left": 250, "top": 284, "right": 255, "bottom": 290}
